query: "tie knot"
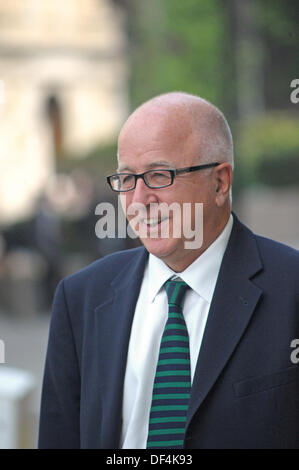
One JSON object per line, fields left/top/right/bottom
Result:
{"left": 165, "top": 279, "right": 190, "bottom": 308}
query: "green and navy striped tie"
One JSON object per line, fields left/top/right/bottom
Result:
{"left": 146, "top": 279, "right": 191, "bottom": 449}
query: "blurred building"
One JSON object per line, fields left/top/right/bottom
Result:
{"left": 0, "top": 0, "right": 128, "bottom": 224}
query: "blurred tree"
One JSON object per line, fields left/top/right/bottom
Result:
{"left": 236, "top": 112, "right": 299, "bottom": 187}
{"left": 228, "top": 0, "right": 265, "bottom": 119}
{"left": 257, "top": 0, "right": 299, "bottom": 110}
{"left": 125, "top": 0, "right": 233, "bottom": 114}
{"left": 101, "top": 0, "right": 299, "bottom": 191}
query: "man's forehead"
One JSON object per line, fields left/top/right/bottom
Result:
{"left": 117, "top": 159, "right": 175, "bottom": 172}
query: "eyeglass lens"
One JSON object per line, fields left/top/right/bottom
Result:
{"left": 111, "top": 170, "right": 172, "bottom": 191}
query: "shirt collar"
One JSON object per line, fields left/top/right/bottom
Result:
{"left": 147, "top": 213, "right": 234, "bottom": 304}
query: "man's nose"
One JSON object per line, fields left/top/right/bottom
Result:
{"left": 131, "top": 177, "right": 158, "bottom": 205}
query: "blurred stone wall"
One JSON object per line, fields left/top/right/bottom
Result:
{"left": 235, "top": 185, "right": 299, "bottom": 249}
{"left": 0, "top": 0, "right": 129, "bottom": 224}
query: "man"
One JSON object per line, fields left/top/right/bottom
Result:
{"left": 39, "top": 92, "right": 299, "bottom": 449}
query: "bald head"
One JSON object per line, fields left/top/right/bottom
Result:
{"left": 118, "top": 92, "right": 234, "bottom": 169}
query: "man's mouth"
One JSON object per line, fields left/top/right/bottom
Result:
{"left": 142, "top": 217, "right": 168, "bottom": 227}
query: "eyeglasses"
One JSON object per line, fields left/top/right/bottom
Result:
{"left": 107, "top": 162, "right": 220, "bottom": 192}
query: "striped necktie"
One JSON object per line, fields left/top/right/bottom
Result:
{"left": 146, "top": 279, "right": 191, "bottom": 449}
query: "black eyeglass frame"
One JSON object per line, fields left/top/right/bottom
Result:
{"left": 107, "top": 162, "right": 220, "bottom": 192}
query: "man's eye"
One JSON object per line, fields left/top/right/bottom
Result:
{"left": 121, "top": 174, "right": 135, "bottom": 188}
{"left": 122, "top": 174, "right": 134, "bottom": 183}
{"left": 151, "top": 172, "right": 170, "bottom": 180}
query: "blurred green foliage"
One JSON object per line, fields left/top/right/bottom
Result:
{"left": 236, "top": 112, "right": 299, "bottom": 187}
{"left": 257, "top": 0, "right": 298, "bottom": 46}
{"left": 126, "top": 0, "right": 299, "bottom": 191}
{"left": 63, "top": 0, "right": 298, "bottom": 193}
{"left": 129, "top": 0, "right": 231, "bottom": 110}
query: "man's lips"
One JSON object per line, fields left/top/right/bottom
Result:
{"left": 140, "top": 216, "right": 169, "bottom": 227}
{"left": 138, "top": 216, "right": 169, "bottom": 227}
{"left": 127, "top": 216, "right": 171, "bottom": 237}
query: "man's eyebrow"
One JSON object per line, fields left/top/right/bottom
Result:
{"left": 117, "top": 160, "right": 174, "bottom": 172}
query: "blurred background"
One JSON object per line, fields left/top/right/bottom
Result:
{"left": 0, "top": 0, "right": 298, "bottom": 448}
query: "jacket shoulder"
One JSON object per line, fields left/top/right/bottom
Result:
{"left": 62, "top": 246, "right": 146, "bottom": 289}
{"left": 255, "top": 234, "right": 299, "bottom": 265}
{"left": 252, "top": 234, "right": 299, "bottom": 293}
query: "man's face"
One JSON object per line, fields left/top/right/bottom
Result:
{"left": 117, "top": 109, "right": 219, "bottom": 271}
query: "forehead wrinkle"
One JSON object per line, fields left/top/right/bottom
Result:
{"left": 117, "top": 160, "right": 175, "bottom": 172}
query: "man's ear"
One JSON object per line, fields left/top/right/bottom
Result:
{"left": 214, "top": 163, "right": 233, "bottom": 206}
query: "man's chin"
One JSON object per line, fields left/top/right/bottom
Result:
{"left": 140, "top": 237, "right": 179, "bottom": 260}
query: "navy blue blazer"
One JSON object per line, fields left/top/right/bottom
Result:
{"left": 38, "top": 214, "right": 299, "bottom": 448}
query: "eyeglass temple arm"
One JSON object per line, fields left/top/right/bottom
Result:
{"left": 175, "top": 162, "right": 220, "bottom": 175}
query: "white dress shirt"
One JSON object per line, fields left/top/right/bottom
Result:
{"left": 121, "top": 214, "right": 233, "bottom": 448}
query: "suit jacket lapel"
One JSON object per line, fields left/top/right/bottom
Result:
{"left": 186, "top": 215, "right": 263, "bottom": 429}
{"left": 94, "top": 247, "right": 148, "bottom": 448}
